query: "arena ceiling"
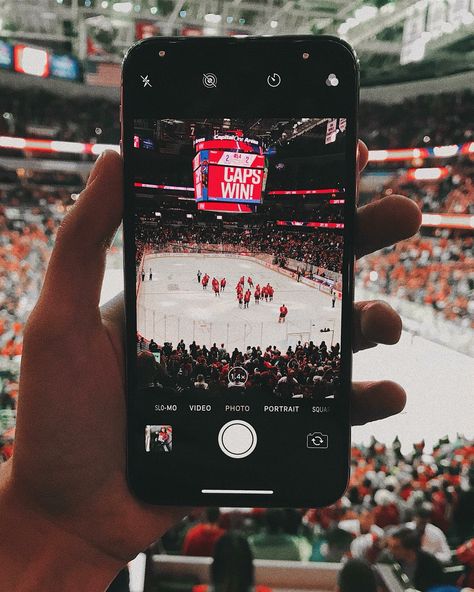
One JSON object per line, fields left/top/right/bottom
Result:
{"left": 0, "top": 0, "right": 473, "bottom": 83}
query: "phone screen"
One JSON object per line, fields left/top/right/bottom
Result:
{"left": 122, "top": 37, "right": 358, "bottom": 506}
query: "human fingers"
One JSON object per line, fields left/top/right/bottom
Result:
{"left": 101, "top": 291, "right": 125, "bottom": 338}
{"left": 351, "top": 380, "right": 406, "bottom": 426}
{"left": 357, "top": 139, "right": 369, "bottom": 175}
{"left": 353, "top": 300, "right": 402, "bottom": 353}
{"left": 35, "top": 151, "right": 123, "bottom": 324}
{"left": 356, "top": 194, "right": 422, "bottom": 259}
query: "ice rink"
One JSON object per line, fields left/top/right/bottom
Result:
{"left": 101, "top": 259, "right": 473, "bottom": 451}
{"left": 137, "top": 254, "right": 341, "bottom": 352}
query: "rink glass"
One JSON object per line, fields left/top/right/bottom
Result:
{"left": 122, "top": 36, "right": 359, "bottom": 507}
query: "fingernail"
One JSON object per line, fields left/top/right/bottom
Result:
{"left": 86, "top": 150, "right": 107, "bottom": 187}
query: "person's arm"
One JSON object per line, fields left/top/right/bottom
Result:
{"left": 431, "top": 526, "right": 453, "bottom": 564}
{"left": 0, "top": 144, "right": 420, "bottom": 591}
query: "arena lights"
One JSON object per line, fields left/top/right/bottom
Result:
{"left": 90, "top": 143, "right": 120, "bottom": 155}
{"left": 0, "top": 135, "right": 471, "bottom": 164}
{"left": 112, "top": 1, "right": 133, "bottom": 13}
{"left": 268, "top": 189, "right": 339, "bottom": 196}
{"left": 337, "top": 4, "right": 378, "bottom": 35}
{"left": 368, "top": 147, "right": 430, "bottom": 161}
{"left": 0, "top": 135, "right": 119, "bottom": 155}
{"left": 204, "top": 13, "right": 222, "bottom": 24}
{"left": 0, "top": 136, "right": 27, "bottom": 149}
{"left": 134, "top": 182, "right": 194, "bottom": 191}
{"left": 51, "top": 141, "right": 86, "bottom": 154}
{"left": 432, "top": 145, "right": 459, "bottom": 158}
{"left": 407, "top": 167, "right": 449, "bottom": 181}
{"left": 421, "top": 213, "right": 474, "bottom": 230}
{"left": 14, "top": 45, "right": 49, "bottom": 78}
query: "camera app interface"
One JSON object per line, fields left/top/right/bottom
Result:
{"left": 131, "top": 117, "right": 349, "bottom": 498}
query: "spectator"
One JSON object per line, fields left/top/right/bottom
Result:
{"left": 453, "top": 469, "right": 474, "bottom": 543}
{"left": 320, "top": 527, "right": 355, "bottom": 563}
{"left": 183, "top": 508, "right": 225, "bottom": 557}
{"left": 455, "top": 538, "right": 474, "bottom": 589}
{"left": 336, "top": 559, "right": 377, "bottom": 592}
{"left": 386, "top": 526, "right": 445, "bottom": 592}
{"left": 373, "top": 489, "right": 400, "bottom": 528}
{"left": 249, "top": 509, "right": 307, "bottom": 561}
{"left": 194, "top": 374, "right": 209, "bottom": 390}
{"left": 406, "top": 503, "right": 452, "bottom": 564}
{"left": 193, "top": 533, "right": 272, "bottom": 592}
{"left": 340, "top": 508, "right": 384, "bottom": 561}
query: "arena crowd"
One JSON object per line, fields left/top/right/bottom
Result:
{"left": 358, "top": 234, "right": 474, "bottom": 328}
{"left": 137, "top": 338, "right": 341, "bottom": 400}
{"left": 135, "top": 223, "right": 344, "bottom": 274}
{"left": 153, "top": 434, "right": 474, "bottom": 591}
{"left": 361, "top": 160, "right": 473, "bottom": 215}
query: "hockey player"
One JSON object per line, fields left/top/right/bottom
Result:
{"left": 212, "top": 277, "right": 220, "bottom": 296}
{"left": 278, "top": 304, "right": 288, "bottom": 323}
{"left": 244, "top": 289, "right": 251, "bottom": 309}
{"left": 248, "top": 276, "right": 253, "bottom": 288}
{"left": 268, "top": 284, "right": 274, "bottom": 302}
{"left": 254, "top": 286, "right": 260, "bottom": 304}
{"left": 197, "top": 269, "right": 202, "bottom": 283}
{"left": 220, "top": 277, "right": 226, "bottom": 292}
{"left": 202, "top": 274, "right": 209, "bottom": 290}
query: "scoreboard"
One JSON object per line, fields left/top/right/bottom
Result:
{"left": 193, "top": 135, "right": 266, "bottom": 205}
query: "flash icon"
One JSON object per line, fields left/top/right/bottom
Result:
{"left": 140, "top": 74, "right": 152, "bottom": 88}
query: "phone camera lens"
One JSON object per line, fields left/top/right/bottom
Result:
{"left": 159, "top": 50, "right": 166, "bottom": 57}
{"left": 302, "top": 52, "right": 310, "bottom": 60}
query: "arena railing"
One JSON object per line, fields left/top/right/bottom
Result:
{"left": 144, "top": 554, "right": 410, "bottom": 592}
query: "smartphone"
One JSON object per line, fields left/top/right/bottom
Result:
{"left": 121, "top": 36, "right": 359, "bottom": 507}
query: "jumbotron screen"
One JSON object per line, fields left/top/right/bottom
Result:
{"left": 193, "top": 133, "right": 266, "bottom": 205}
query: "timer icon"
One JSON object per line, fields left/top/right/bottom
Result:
{"left": 267, "top": 72, "right": 281, "bottom": 88}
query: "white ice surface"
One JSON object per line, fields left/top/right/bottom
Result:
{"left": 137, "top": 254, "right": 341, "bottom": 352}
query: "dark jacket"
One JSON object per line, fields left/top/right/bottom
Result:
{"left": 413, "top": 550, "right": 445, "bottom": 592}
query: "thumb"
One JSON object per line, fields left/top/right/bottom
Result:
{"left": 38, "top": 150, "right": 123, "bottom": 324}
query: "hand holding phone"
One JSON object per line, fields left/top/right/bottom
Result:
{"left": 0, "top": 137, "right": 420, "bottom": 588}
